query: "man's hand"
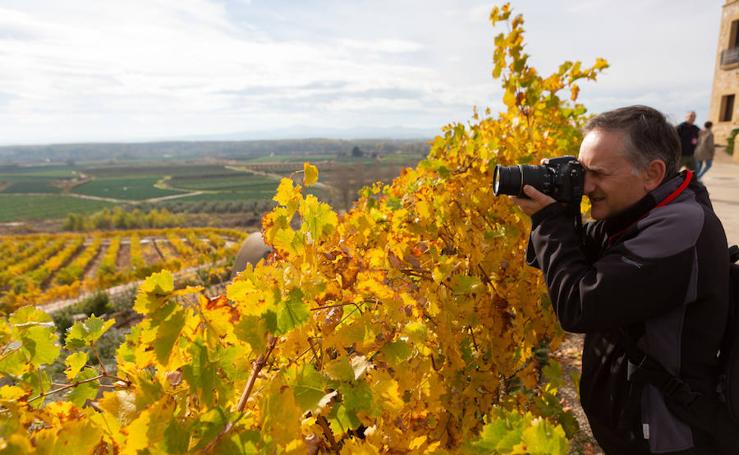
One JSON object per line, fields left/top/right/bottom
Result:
{"left": 511, "top": 185, "right": 557, "bottom": 216}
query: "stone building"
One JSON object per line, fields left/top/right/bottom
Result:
{"left": 709, "top": 0, "right": 739, "bottom": 161}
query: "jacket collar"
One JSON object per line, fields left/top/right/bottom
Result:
{"left": 603, "top": 170, "right": 692, "bottom": 239}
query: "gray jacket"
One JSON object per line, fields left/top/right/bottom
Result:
{"left": 694, "top": 130, "right": 715, "bottom": 161}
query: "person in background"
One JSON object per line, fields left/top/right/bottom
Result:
{"left": 694, "top": 121, "right": 715, "bottom": 180}
{"left": 676, "top": 111, "right": 700, "bottom": 171}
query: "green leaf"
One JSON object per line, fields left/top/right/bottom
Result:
{"left": 0, "top": 343, "right": 26, "bottom": 376}
{"left": 542, "top": 360, "right": 563, "bottom": 389}
{"left": 403, "top": 322, "right": 428, "bottom": 344}
{"left": 215, "top": 430, "right": 260, "bottom": 455}
{"left": 234, "top": 315, "right": 268, "bottom": 352}
{"left": 191, "top": 408, "right": 230, "bottom": 451}
{"left": 300, "top": 195, "right": 338, "bottom": 242}
{"left": 65, "top": 314, "right": 115, "bottom": 350}
{"left": 134, "top": 270, "right": 175, "bottom": 315}
{"left": 521, "top": 417, "right": 568, "bottom": 455}
{"left": 285, "top": 365, "right": 328, "bottom": 413}
{"left": 163, "top": 418, "right": 192, "bottom": 454}
{"left": 68, "top": 367, "right": 100, "bottom": 407}
{"left": 451, "top": 275, "right": 483, "bottom": 295}
{"left": 65, "top": 351, "right": 88, "bottom": 380}
{"left": 22, "top": 326, "right": 60, "bottom": 367}
{"left": 154, "top": 309, "right": 187, "bottom": 365}
{"left": 275, "top": 289, "right": 310, "bottom": 335}
{"left": 340, "top": 381, "right": 373, "bottom": 414}
{"left": 182, "top": 341, "right": 216, "bottom": 407}
{"left": 9, "top": 306, "right": 53, "bottom": 325}
{"left": 381, "top": 340, "right": 412, "bottom": 367}
{"left": 23, "top": 369, "right": 51, "bottom": 409}
{"left": 328, "top": 403, "right": 360, "bottom": 435}
{"left": 386, "top": 197, "right": 402, "bottom": 211}
{"left": 324, "top": 357, "right": 354, "bottom": 382}
{"left": 472, "top": 411, "right": 524, "bottom": 452}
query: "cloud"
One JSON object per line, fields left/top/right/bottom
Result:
{"left": 0, "top": 0, "right": 726, "bottom": 144}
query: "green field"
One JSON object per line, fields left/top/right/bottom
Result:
{"left": 1, "top": 179, "right": 62, "bottom": 194}
{"left": 72, "top": 177, "right": 186, "bottom": 200}
{"left": 239, "top": 154, "right": 337, "bottom": 163}
{"left": 169, "top": 173, "right": 279, "bottom": 192}
{"left": 0, "top": 195, "right": 116, "bottom": 222}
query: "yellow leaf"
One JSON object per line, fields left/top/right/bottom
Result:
{"left": 303, "top": 162, "right": 319, "bottom": 186}
{"left": 64, "top": 351, "right": 88, "bottom": 380}
{"left": 274, "top": 178, "right": 302, "bottom": 208}
{"left": 409, "top": 435, "right": 427, "bottom": 450}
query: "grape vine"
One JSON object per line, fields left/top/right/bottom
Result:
{"left": 0, "top": 4, "right": 608, "bottom": 454}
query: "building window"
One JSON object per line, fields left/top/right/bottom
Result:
{"left": 731, "top": 20, "right": 739, "bottom": 49}
{"left": 720, "top": 94, "right": 735, "bottom": 122}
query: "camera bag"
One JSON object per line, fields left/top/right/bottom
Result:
{"left": 621, "top": 245, "right": 739, "bottom": 453}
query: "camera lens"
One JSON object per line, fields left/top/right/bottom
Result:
{"left": 493, "top": 164, "right": 551, "bottom": 197}
{"left": 493, "top": 165, "right": 522, "bottom": 196}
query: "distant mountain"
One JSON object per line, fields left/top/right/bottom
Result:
{"left": 0, "top": 136, "right": 432, "bottom": 165}
{"left": 172, "top": 125, "right": 440, "bottom": 142}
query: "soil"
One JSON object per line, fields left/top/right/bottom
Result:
{"left": 553, "top": 333, "right": 604, "bottom": 455}
{"left": 140, "top": 239, "right": 161, "bottom": 263}
{"left": 116, "top": 241, "right": 130, "bottom": 270}
{"left": 83, "top": 241, "right": 106, "bottom": 282}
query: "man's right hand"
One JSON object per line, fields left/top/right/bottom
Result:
{"left": 511, "top": 185, "right": 557, "bottom": 217}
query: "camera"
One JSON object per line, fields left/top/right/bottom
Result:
{"left": 493, "top": 156, "right": 585, "bottom": 205}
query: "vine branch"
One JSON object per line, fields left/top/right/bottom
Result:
{"left": 27, "top": 373, "right": 129, "bottom": 403}
{"left": 202, "top": 335, "right": 278, "bottom": 453}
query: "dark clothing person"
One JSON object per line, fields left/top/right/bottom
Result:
{"left": 526, "top": 171, "right": 729, "bottom": 454}
{"left": 677, "top": 122, "right": 700, "bottom": 170}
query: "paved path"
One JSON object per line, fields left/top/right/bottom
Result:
{"left": 700, "top": 149, "right": 739, "bottom": 245}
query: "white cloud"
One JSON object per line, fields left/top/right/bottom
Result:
{"left": 0, "top": 0, "right": 728, "bottom": 144}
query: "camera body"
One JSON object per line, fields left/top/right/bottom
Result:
{"left": 493, "top": 156, "right": 585, "bottom": 205}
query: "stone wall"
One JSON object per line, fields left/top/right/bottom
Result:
{"left": 709, "top": 0, "right": 739, "bottom": 160}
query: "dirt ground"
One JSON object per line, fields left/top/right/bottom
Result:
{"left": 553, "top": 334, "right": 604, "bottom": 455}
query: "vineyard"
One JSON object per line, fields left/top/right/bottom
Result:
{"left": 0, "top": 4, "right": 609, "bottom": 454}
{"left": 0, "top": 227, "right": 247, "bottom": 312}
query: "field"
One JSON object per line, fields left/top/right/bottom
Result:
{"left": 72, "top": 176, "right": 185, "bottom": 200}
{"left": 0, "top": 227, "right": 247, "bottom": 312}
{"left": 168, "top": 172, "right": 279, "bottom": 192}
{"left": 0, "top": 148, "right": 425, "bottom": 226}
{"left": 0, "top": 195, "right": 116, "bottom": 222}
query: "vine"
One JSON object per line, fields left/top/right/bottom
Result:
{"left": 0, "top": 4, "right": 607, "bottom": 454}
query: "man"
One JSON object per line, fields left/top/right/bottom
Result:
{"left": 676, "top": 111, "right": 700, "bottom": 171}
{"left": 513, "top": 106, "right": 729, "bottom": 454}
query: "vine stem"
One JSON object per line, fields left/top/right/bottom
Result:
{"left": 27, "top": 373, "right": 129, "bottom": 403}
{"left": 202, "top": 335, "right": 278, "bottom": 453}
{"left": 237, "top": 335, "right": 277, "bottom": 412}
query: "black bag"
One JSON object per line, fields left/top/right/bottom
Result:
{"left": 623, "top": 245, "right": 739, "bottom": 454}
{"left": 720, "top": 244, "right": 739, "bottom": 423}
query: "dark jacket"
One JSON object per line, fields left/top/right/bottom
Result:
{"left": 677, "top": 122, "right": 701, "bottom": 157}
{"left": 527, "top": 171, "right": 729, "bottom": 454}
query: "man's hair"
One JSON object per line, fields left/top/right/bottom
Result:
{"left": 705, "top": 121, "right": 713, "bottom": 129}
{"left": 584, "top": 105, "right": 681, "bottom": 177}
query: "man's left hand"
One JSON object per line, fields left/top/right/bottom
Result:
{"left": 511, "top": 185, "right": 557, "bottom": 216}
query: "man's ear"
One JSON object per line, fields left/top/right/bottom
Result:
{"left": 643, "top": 160, "right": 666, "bottom": 191}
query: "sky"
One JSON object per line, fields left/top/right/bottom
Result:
{"left": 0, "top": 0, "right": 726, "bottom": 145}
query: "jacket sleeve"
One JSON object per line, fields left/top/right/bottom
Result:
{"left": 528, "top": 203, "right": 694, "bottom": 333}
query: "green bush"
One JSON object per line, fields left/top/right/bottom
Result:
{"left": 727, "top": 128, "right": 739, "bottom": 156}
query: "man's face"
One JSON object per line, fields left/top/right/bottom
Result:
{"left": 578, "top": 129, "right": 651, "bottom": 220}
{"left": 686, "top": 112, "right": 696, "bottom": 124}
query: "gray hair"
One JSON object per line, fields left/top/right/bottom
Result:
{"left": 584, "top": 105, "right": 680, "bottom": 177}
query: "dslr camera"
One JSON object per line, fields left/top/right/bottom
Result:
{"left": 493, "top": 156, "right": 585, "bottom": 205}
